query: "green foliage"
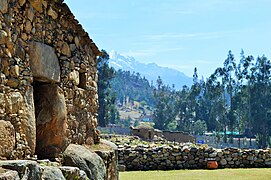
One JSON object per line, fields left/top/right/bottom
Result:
{"left": 192, "top": 120, "right": 207, "bottom": 135}
{"left": 134, "top": 119, "right": 140, "bottom": 127}
{"left": 98, "top": 50, "right": 118, "bottom": 127}
{"left": 153, "top": 76, "right": 177, "bottom": 130}
{"left": 110, "top": 70, "right": 156, "bottom": 107}
{"left": 98, "top": 48, "right": 271, "bottom": 148}
{"left": 140, "top": 100, "right": 147, "bottom": 107}
{"left": 150, "top": 50, "right": 271, "bottom": 148}
{"left": 115, "top": 116, "right": 132, "bottom": 128}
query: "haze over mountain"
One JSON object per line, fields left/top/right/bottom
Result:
{"left": 109, "top": 51, "right": 192, "bottom": 89}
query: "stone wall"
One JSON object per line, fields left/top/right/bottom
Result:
{"left": 0, "top": 0, "right": 100, "bottom": 159}
{"left": 131, "top": 127, "right": 194, "bottom": 143}
{"left": 118, "top": 144, "right": 271, "bottom": 170}
{"left": 162, "top": 131, "right": 195, "bottom": 143}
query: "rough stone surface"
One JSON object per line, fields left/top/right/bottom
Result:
{"left": 48, "top": 7, "right": 58, "bottom": 20}
{"left": 29, "top": 0, "right": 43, "bottom": 12}
{"left": 29, "top": 42, "right": 61, "bottom": 83}
{"left": 0, "top": 160, "right": 42, "bottom": 179}
{"left": 0, "top": 0, "right": 8, "bottom": 14}
{"left": 220, "top": 159, "right": 227, "bottom": 166}
{"left": 18, "top": 0, "right": 26, "bottom": 6}
{"left": 0, "top": 160, "right": 66, "bottom": 179}
{"left": 5, "top": 92, "right": 23, "bottom": 114}
{"left": 0, "top": 94, "right": 5, "bottom": 114}
{"left": 41, "top": 166, "right": 65, "bottom": 180}
{"left": 35, "top": 84, "right": 67, "bottom": 159}
{"left": 96, "top": 139, "right": 118, "bottom": 180}
{"left": 118, "top": 165, "right": 126, "bottom": 172}
{"left": 116, "top": 141, "right": 271, "bottom": 170}
{"left": 68, "top": 70, "right": 80, "bottom": 86}
{"left": 0, "top": 30, "right": 8, "bottom": 44}
{"left": 63, "top": 144, "right": 106, "bottom": 180}
{"left": 0, "top": 121, "right": 15, "bottom": 158}
{"left": 59, "top": 166, "right": 89, "bottom": 180}
{"left": 21, "top": 86, "right": 36, "bottom": 155}
{"left": 0, "top": 168, "right": 20, "bottom": 180}
{"left": 60, "top": 42, "right": 71, "bottom": 57}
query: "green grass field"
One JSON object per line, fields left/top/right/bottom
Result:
{"left": 120, "top": 168, "right": 271, "bottom": 180}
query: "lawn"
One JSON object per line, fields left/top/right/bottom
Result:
{"left": 120, "top": 168, "right": 271, "bottom": 180}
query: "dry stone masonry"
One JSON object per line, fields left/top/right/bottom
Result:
{"left": 118, "top": 144, "right": 271, "bottom": 171}
{"left": 0, "top": 0, "right": 100, "bottom": 160}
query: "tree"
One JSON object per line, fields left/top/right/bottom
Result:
{"left": 250, "top": 55, "right": 271, "bottom": 148}
{"left": 192, "top": 120, "right": 207, "bottom": 135}
{"left": 98, "top": 50, "right": 116, "bottom": 127}
{"left": 111, "top": 69, "right": 156, "bottom": 107}
{"left": 213, "top": 51, "right": 237, "bottom": 143}
{"left": 153, "top": 76, "right": 177, "bottom": 130}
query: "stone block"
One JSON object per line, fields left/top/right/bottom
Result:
{"left": 0, "top": 30, "right": 8, "bottom": 44}
{"left": 68, "top": 70, "right": 80, "bottom": 85}
{"left": 0, "top": 168, "right": 19, "bottom": 180}
{"left": 63, "top": 144, "right": 106, "bottom": 180}
{"left": 0, "top": 93, "right": 5, "bottom": 113}
{"left": 59, "top": 166, "right": 87, "bottom": 180}
{"left": 21, "top": 86, "right": 36, "bottom": 154}
{"left": 0, "top": 120, "right": 15, "bottom": 158}
{"left": 29, "top": 42, "right": 60, "bottom": 83}
{"left": 5, "top": 92, "right": 23, "bottom": 114}
{"left": 0, "top": 160, "right": 65, "bottom": 179}
{"left": 29, "top": 0, "right": 43, "bottom": 13}
{"left": 0, "top": 0, "right": 8, "bottom": 13}
{"left": 48, "top": 7, "right": 58, "bottom": 20}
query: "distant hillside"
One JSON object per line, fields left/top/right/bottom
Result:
{"left": 109, "top": 51, "right": 193, "bottom": 89}
{"left": 111, "top": 70, "right": 156, "bottom": 107}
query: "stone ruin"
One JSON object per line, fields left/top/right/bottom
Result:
{"left": 0, "top": 0, "right": 101, "bottom": 160}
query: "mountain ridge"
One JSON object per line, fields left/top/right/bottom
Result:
{"left": 109, "top": 51, "right": 193, "bottom": 89}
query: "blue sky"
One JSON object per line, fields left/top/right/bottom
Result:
{"left": 64, "top": 0, "right": 271, "bottom": 77}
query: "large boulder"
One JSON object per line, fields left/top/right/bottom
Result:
{"left": 63, "top": 144, "right": 106, "bottom": 180}
{"left": 29, "top": 42, "right": 60, "bottom": 83}
{"left": 20, "top": 86, "right": 36, "bottom": 155}
{"left": 0, "top": 160, "right": 66, "bottom": 180}
{"left": 0, "top": 120, "right": 15, "bottom": 158}
{"left": 0, "top": 160, "right": 43, "bottom": 179}
{"left": 96, "top": 139, "right": 118, "bottom": 180}
{"left": 0, "top": 168, "right": 20, "bottom": 180}
{"left": 34, "top": 84, "right": 67, "bottom": 159}
{"left": 59, "top": 166, "right": 88, "bottom": 180}
{"left": 40, "top": 166, "right": 65, "bottom": 180}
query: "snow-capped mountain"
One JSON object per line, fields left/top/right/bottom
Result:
{"left": 109, "top": 51, "right": 193, "bottom": 89}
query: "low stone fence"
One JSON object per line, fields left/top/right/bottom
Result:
{"left": 118, "top": 145, "right": 271, "bottom": 171}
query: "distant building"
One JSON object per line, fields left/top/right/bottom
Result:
{"left": 98, "top": 124, "right": 131, "bottom": 135}
{"left": 130, "top": 126, "right": 194, "bottom": 143}
{"left": 130, "top": 126, "right": 162, "bottom": 140}
{"left": 162, "top": 131, "right": 195, "bottom": 143}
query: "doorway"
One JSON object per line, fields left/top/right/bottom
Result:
{"left": 33, "top": 81, "right": 67, "bottom": 159}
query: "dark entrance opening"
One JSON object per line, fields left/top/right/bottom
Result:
{"left": 33, "top": 81, "right": 67, "bottom": 159}
{"left": 149, "top": 131, "right": 152, "bottom": 139}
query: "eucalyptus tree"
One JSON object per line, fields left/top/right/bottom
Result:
{"left": 153, "top": 77, "right": 177, "bottom": 130}
{"left": 250, "top": 55, "right": 271, "bottom": 148}
{"left": 175, "top": 85, "right": 191, "bottom": 132}
{"left": 98, "top": 50, "right": 116, "bottom": 127}
{"left": 239, "top": 54, "right": 255, "bottom": 146}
